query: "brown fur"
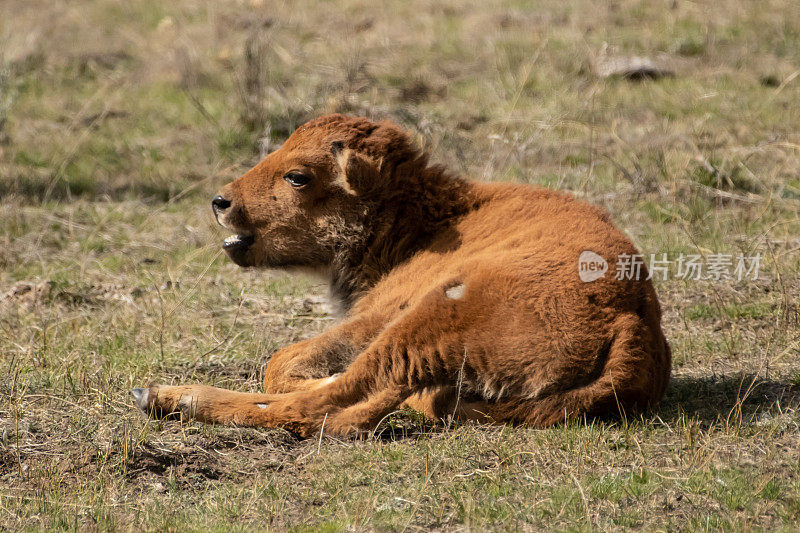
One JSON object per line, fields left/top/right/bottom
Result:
{"left": 132, "top": 114, "right": 671, "bottom": 437}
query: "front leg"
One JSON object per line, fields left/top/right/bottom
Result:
{"left": 130, "top": 383, "right": 345, "bottom": 437}
{"left": 130, "top": 384, "right": 284, "bottom": 425}
{"left": 262, "top": 311, "right": 388, "bottom": 393}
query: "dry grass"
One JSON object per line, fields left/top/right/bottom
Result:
{"left": 1, "top": 0, "right": 800, "bottom": 530}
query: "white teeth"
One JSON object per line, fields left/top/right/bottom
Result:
{"left": 222, "top": 234, "right": 254, "bottom": 249}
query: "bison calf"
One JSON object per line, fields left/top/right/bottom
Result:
{"left": 131, "top": 114, "right": 671, "bottom": 437}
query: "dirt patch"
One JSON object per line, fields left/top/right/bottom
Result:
{"left": 124, "top": 427, "right": 302, "bottom": 487}
{"left": 0, "top": 280, "right": 152, "bottom": 311}
{"left": 1, "top": 281, "right": 53, "bottom": 311}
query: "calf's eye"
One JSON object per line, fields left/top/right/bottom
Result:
{"left": 283, "top": 171, "right": 312, "bottom": 188}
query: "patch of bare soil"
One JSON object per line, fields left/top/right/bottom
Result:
{"left": 0, "top": 279, "right": 151, "bottom": 310}
{"left": 124, "top": 427, "right": 301, "bottom": 487}
{"left": 1, "top": 281, "right": 54, "bottom": 311}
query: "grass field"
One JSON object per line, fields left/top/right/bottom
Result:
{"left": 2, "top": 0, "right": 800, "bottom": 530}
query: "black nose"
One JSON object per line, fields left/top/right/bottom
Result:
{"left": 212, "top": 195, "right": 231, "bottom": 211}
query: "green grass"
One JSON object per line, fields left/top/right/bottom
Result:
{"left": 2, "top": 0, "right": 800, "bottom": 530}
{"left": 686, "top": 301, "right": 776, "bottom": 321}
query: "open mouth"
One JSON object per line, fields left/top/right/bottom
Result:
{"left": 222, "top": 234, "right": 254, "bottom": 251}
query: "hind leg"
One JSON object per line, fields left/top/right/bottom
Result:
{"left": 479, "top": 313, "right": 671, "bottom": 427}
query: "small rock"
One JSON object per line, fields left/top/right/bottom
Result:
{"left": 596, "top": 55, "right": 674, "bottom": 80}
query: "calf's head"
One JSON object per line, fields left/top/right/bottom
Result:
{"left": 212, "top": 114, "right": 413, "bottom": 269}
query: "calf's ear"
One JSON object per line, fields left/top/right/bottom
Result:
{"left": 332, "top": 145, "right": 382, "bottom": 198}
